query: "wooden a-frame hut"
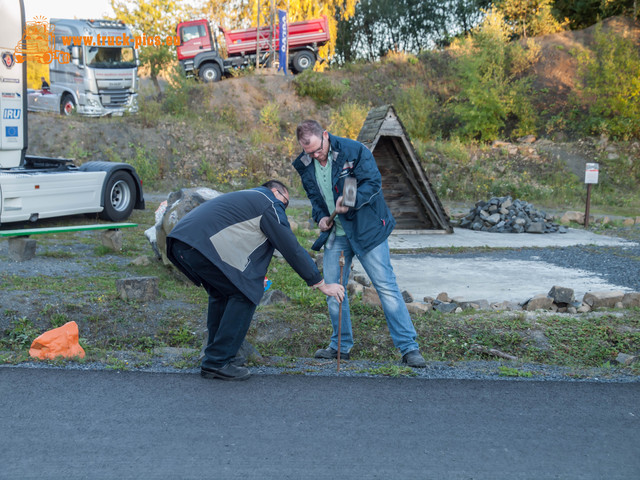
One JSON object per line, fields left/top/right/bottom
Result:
{"left": 357, "top": 105, "right": 453, "bottom": 233}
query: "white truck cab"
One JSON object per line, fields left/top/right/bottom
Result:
{"left": 1, "top": 0, "right": 144, "bottom": 225}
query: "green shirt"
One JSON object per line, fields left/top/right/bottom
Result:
{"left": 314, "top": 152, "right": 345, "bottom": 236}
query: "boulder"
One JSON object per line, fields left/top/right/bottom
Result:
{"left": 147, "top": 188, "right": 223, "bottom": 264}
{"left": 560, "top": 211, "right": 585, "bottom": 225}
{"left": 583, "top": 291, "right": 626, "bottom": 308}
{"left": 548, "top": 286, "right": 575, "bottom": 304}
{"left": 524, "top": 294, "right": 554, "bottom": 311}
{"left": 622, "top": 292, "right": 640, "bottom": 308}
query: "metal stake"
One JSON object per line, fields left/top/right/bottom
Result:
{"left": 337, "top": 250, "right": 345, "bottom": 372}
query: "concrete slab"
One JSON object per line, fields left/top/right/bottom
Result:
{"left": 349, "top": 229, "right": 638, "bottom": 305}
{"left": 388, "top": 227, "right": 634, "bottom": 250}
{"left": 388, "top": 256, "right": 633, "bottom": 304}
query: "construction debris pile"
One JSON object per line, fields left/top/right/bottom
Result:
{"left": 458, "top": 196, "right": 567, "bottom": 234}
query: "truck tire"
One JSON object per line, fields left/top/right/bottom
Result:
{"left": 60, "top": 94, "right": 76, "bottom": 116}
{"left": 99, "top": 170, "right": 136, "bottom": 221}
{"left": 292, "top": 51, "right": 316, "bottom": 73}
{"left": 199, "top": 63, "right": 222, "bottom": 82}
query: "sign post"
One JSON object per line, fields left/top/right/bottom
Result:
{"left": 584, "top": 163, "right": 599, "bottom": 229}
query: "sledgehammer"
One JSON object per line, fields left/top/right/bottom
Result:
{"left": 311, "top": 176, "right": 357, "bottom": 251}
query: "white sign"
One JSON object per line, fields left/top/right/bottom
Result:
{"left": 585, "top": 163, "right": 599, "bottom": 184}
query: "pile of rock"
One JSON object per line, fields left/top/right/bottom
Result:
{"left": 458, "top": 196, "right": 566, "bottom": 234}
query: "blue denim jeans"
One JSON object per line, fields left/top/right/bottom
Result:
{"left": 322, "top": 235, "right": 419, "bottom": 355}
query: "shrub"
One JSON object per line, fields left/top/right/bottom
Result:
{"left": 395, "top": 85, "right": 440, "bottom": 141}
{"left": 292, "top": 70, "right": 345, "bottom": 105}
{"left": 573, "top": 24, "right": 640, "bottom": 140}
{"left": 328, "top": 101, "right": 369, "bottom": 139}
{"left": 449, "top": 8, "right": 539, "bottom": 141}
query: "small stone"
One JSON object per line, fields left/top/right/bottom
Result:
{"left": 406, "top": 302, "right": 431, "bottom": 314}
{"left": 8, "top": 237, "right": 37, "bottom": 261}
{"left": 526, "top": 222, "right": 545, "bottom": 234}
{"left": 614, "top": 353, "right": 638, "bottom": 366}
{"left": 259, "top": 289, "right": 291, "bottom": 306}
{"left": 102, "top": 229, "right": 123, "bottom": 251}
{"left": 436, "top": 292, "right": 451, "bottom": 303}
{"left": 402, "top": 290, "right": 414, "bottom": 303}
{"left": 434, "top": 302, "right": 458, "bottom": 314}
{"left": 362, "top": 287, "right": 381, "bottom": 307}
{"left": 116, "top": 277, "right": 159, "bottom": 301}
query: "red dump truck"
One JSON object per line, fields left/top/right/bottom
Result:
{"left": 176, "top": 16, "right": 330, "bottom": 81}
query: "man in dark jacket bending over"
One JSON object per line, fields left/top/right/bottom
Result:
{"left": 166, "top": 180, "right": 344, "bottom": 381}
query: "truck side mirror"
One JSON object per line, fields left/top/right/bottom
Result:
{"left": 71, "top": 46, "right": 81, "bottom": 66}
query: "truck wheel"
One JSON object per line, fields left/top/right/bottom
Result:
{"left": 60, "top": 94, "right": 76, "bottom": 116}
{"left": 99, "top": 171, "right": 136, "bottom": 221}
{"left": 292, "top": 51, "right": 316, "bottom": 73}
{"left": 199, "top": 63, "right": 222, "bottom": 82}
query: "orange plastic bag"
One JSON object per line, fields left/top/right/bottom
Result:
{"left": 29, "top": 321, "right": 85, "bottom": 360}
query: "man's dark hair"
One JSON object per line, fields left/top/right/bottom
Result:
{"left": 262, "top": 180, "right": 288, "bottom": 194}
{"left": 296, "top": 120, "right": 325, "bottom": 145}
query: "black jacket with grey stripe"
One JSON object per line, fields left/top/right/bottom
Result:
{"left": 166, "top": 186, "right": 322, "bottom": 305}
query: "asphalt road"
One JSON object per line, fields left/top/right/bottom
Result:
{"left": 1, "top": 367, "right": 638, "bottom": 479}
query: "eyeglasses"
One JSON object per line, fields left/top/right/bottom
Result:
{"left": 274, "top": 189, "right": 289, "bottom": 208}
{"left": 303, "top": 133, "right": 325, "bottom": 157}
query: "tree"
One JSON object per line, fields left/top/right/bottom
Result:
{"left": 110, "top": 0, "right": 193, "bottom": 94}
{"left": 496, "top": 0, "right": 564, "bottom": 39}
{"left": 334, "top": 0, "right": 491, "bottom": 63}
{"left": 450, "top": 8, "right": 540, "bottom": 140}
{"left": 552, "top": 0, "right": 638, "bottom": 30}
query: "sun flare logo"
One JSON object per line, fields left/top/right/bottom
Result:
{"left": 14, "top": 16, "right": 70, "bottom": 64}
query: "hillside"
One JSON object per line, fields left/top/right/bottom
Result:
{"left": 26, "top": 16, "right": 640, "bottom": 212}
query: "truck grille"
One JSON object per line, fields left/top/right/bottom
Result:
{"left": 99, "top": 89, "right": 131, "bottom": 107}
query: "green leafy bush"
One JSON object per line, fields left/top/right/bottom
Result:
{"left": 449, "top": 9, "right": 539, "bottom": 141}
{"left": 395, "top": 85, "right": 440, "bottom": 141}
{"left": 573, "top": 24, "right": 640, "bottom": 140}
{"left": 293, "top": 70, "right": 345, "bottom": 105}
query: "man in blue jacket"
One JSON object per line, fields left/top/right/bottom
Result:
{"left": 166, "top": 180, "right": 344, "bottom": 381}
{"left": 293, "top": 120, "right": 426, "bottom": 368}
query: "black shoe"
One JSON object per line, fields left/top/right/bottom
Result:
{"left": 314, "top": 346, "right": 350, "bottom": 361}
{"left": 201, "top": 363, "right": 250, "bottom": 381}
{"left": 402, "top": 350, "right": 426, "bottom": 368}
{"left": 231, "top": 355, "right": 247, "bottom": 366}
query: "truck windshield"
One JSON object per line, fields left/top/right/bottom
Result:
{"left": 86, "top": 46, "right": 136, "bottom": 68}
